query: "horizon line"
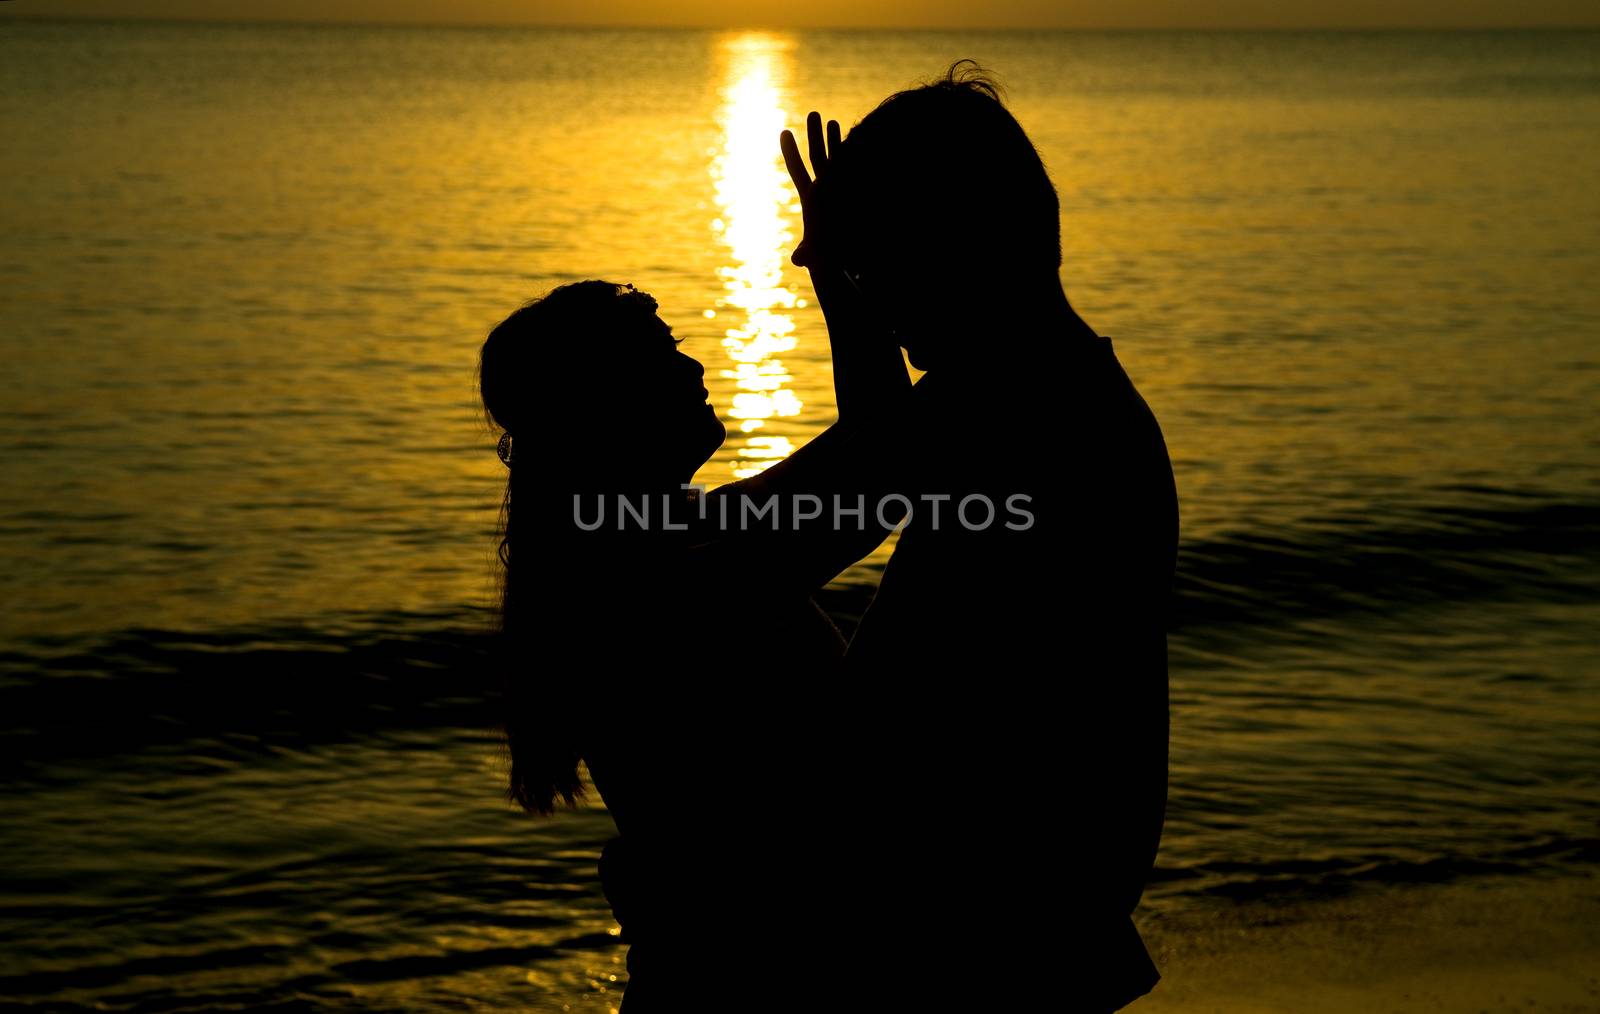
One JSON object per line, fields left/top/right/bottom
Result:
{"left": 3, "top": 14, "right": 1598, "bottom": 33}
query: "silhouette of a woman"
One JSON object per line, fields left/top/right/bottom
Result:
{"left": 478, "top": 279, "right": 869, "bottom": 1009}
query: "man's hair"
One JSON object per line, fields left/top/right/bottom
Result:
{"left": 820, "top": 61, "right": 1062, "bottom": 280}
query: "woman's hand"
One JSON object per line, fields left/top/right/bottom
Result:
{"left": 780, "top": 111, "right": 841, "bottom": 269}
{"left": 781, "top": 110, "right": 909, "bottom": 420}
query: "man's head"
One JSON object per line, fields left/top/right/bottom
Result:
{"left": 816, "top": 62, "right": 1063, "bottom": 367}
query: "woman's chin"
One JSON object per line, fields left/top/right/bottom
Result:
{"left": 700, "top": 414, "right": 727, "bottom": 460}
{"left": 671, "top": 410, "right": 724, "bottom": 475}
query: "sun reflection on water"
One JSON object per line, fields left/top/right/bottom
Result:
{"left": 711, "top": 33, "right": 803, "bottom": 478}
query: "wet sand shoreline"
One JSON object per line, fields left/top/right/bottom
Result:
{"left": 1131, "top": 871, "right": 1600, "bottom": 1012}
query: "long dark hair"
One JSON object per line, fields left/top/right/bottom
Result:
{"left": 479, "top": 280, "right": 632, "bottom": 814}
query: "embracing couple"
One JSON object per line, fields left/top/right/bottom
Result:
{"left": 478, "top": 64, "right": 1177, "bottom": 1012}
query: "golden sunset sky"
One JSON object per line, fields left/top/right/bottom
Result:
{"left": 2, "top": 0, "right": 1597, "bottom": 28}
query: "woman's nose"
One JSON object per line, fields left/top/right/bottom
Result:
{"left": 677, "top": 351, "right": 705, "bottom": 382}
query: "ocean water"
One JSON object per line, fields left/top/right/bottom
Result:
{"left": 2, "top": 19, "right": 1599, "bottom": 1011}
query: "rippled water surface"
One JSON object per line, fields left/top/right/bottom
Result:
{"left": 2, "top": 21, "right": 1598, "bottom": 1011}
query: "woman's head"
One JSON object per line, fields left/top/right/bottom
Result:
{"left": 480, "top": 280, "right": 725, "bottom": 486}
{"left": 479, "top": 280, "right": 723, "bottom": 815}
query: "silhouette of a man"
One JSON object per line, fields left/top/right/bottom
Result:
{"left": 732, "top": 65, "right": 1178, "bottom": 1010}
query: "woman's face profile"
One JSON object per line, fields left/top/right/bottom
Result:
{"left": 607, "top": 290, "right": 725, "bottom": 475}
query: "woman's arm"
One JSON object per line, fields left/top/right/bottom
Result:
{"left": 781, "top": 112, "right": 911, "bottom": 420}
{"left": 808, "top": 264, "right": 910, "bottom": 421}
{"left": 681, "top": 114, "right": 934, "bottom": 593}
{"left": 689, "top": 373, "right": 935, "bottom": 594}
